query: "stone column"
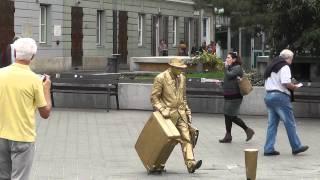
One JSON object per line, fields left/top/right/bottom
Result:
{"left": 227, "top": 25, "right": 231, "bottom": 52}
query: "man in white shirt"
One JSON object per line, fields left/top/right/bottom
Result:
{"left": 263, "top": 49, "right": 308, "bottom": 156}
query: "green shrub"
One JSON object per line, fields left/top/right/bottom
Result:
{"left": 191, "top": 50, "right": 224, "bottom": 71}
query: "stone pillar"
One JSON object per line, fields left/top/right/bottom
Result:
{"left": 212, "top": 16, "right": 216, "bottom": 42}
{"left": 200, "top": 9, "right": 204, "bottom": 43}
{"left": 227, "top": 25, "right": 231, "bottom": 52}
{"left": 239, "top": 27, "right": 242, "bottom": 57}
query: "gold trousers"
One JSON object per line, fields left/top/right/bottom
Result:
{"left": 175, "top": 118, "right": 195, "bottom": 164}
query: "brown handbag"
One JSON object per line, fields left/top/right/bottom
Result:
{"left": 238, "top": 77, "right": 253, "bottom": 96}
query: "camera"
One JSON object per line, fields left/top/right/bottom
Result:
{"left": 38, "top": 74, "right": 46, "bottom": 82}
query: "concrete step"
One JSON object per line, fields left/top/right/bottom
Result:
{"left": 118, "top": 63, "right": 130, "bottom": 72}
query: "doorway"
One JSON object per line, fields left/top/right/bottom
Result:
{"left": 151, "top": 15, "right": 159, "bottom": 56}
{"left": 0, "top": 0, "right": 15, "bottom": 68}
{"left": 71, "top": 6, "right": 83, "bottom": 67}
{"left": 118, "top": 11, "right": 128, "bottom": 64}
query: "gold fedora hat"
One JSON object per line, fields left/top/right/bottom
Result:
{"left": 168, "top": 58, "right": 187, "bottom": 68}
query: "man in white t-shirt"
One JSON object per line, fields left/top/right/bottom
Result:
{"left": 263, "top": 49, "right": 308, "bottom": 156}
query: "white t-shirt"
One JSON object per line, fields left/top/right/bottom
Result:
{"left": 265, "top": 65, "right": 291, "bottom": 95}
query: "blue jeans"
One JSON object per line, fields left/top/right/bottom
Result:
{"left": 264, "top": 91, "right": 302, "bottom": 153}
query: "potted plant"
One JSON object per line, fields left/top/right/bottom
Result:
{"left": 191, "top": 50, "right": 224, "bottom": 72}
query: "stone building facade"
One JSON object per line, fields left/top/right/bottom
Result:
{"left": 0, "top": 0, "right": 215, "bottom": 73}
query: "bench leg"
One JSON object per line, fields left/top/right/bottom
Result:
{"left": 116, "top": 95, "right": 119, "bottom": 110}
{"left": 107, "top": 93, "right": 110, "bottom": 112}
{"left": 51, "top": 92, "right": 55, "bottom": 107}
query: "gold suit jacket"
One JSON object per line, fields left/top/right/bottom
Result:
{"left": 151, "top": 69, "right": 191, "bottom": 123}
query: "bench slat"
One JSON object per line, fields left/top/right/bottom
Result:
{"left": 52, "top": 78, "right": 118, "bottom": 84}
{"left": 52, "top": 83, "right": 116, "bottom": 88}
{"left": 52, "top": 90, "right": 117, "bottom": 94}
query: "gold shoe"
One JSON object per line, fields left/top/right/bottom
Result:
{"left": 187, "top": 160, "right": 202, "bottom": 173}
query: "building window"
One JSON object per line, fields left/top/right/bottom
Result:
{"left": 39, "top": 5, "right": 47, "bottom": 43}
{"left": 173, "top": 17, "right": 177, "bottom": 47}
{"left": 203, "top": 17, "right": 210, "bottom": 44}
{"left": 96, "top": 10, "right": 103, "bottom": 45}
{"left": 138, "top": 14, "right": 144, "bottom": 46}
{"left": 203, "top": 18, "right": 207, "bottom": 37}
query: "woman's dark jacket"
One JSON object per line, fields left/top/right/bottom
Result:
{"left": 223, "top": 64, "right": 243, "bottom": 99}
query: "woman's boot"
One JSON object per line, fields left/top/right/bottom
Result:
{"left": 245, "top": 127, "right": 255, "bottom": 141}
{"left": 219, "top": 133, "right": 232, "bottom": 143}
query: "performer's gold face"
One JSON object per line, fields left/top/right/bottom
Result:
{"left": 171, "top": 67, "right": 184, "bottom": 76}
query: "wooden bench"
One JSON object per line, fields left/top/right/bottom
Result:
{"left": 294, "top": 82, "right": 320, "bottom": 103}
{"left": 51, "top": 73, "right": 120, "bottom": 111}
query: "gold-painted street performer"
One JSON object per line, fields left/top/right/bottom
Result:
{"left": 151, "top": 58, "right": 202, "bottom": 173}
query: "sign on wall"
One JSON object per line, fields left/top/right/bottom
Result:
{"left": 54, "top": 25, "right": 61, "bottom": 37}
{"left": 22, "top": 23, "right": 33, "bottom": 37}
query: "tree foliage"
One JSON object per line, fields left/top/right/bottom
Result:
{"left": 197, "top": 0, "right": 320, "bottom": 56}
{"left": 270, "top": 0, "right": 320, "bottom": 55}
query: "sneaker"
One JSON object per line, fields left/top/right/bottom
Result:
{"left": 187, "top": 160, "right": 202, "bottom": 173}
{"left": 264, "top": 151, "right": 280, "bottom": 156}
{"left": 292, "top": 145, "right": 309, "bottom": 155}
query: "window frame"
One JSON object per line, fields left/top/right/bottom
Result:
{"left": 96, "top": 10, "right": 103, "bottom": 46}
{"left": 203, "top": 17, "right": 210, "bottom": 44}
{"left": 39, "top": 5, "right": 47, "bottom": 44}
{"left": 172, "top": 17, "right": 177, "bottom": 47}
{"left": 203, "top": 18, "right": 207, "bottom": 37}
{"left": 138, "top": 14, "right": 144, "bottom": 46}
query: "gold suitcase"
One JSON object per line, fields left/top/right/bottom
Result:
{"left": 135, "top": 111, "right": 180, "bottom": 173}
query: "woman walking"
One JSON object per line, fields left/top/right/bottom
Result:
{"left": 219, "top": 52, "right": 255, "bottom": 143}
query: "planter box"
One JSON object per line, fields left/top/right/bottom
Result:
{"left": 130, "top": 56, "right": 192, "bottom": 72}
{"left": 53, "top": 82, "right": 320, "bottom": 118}
{"left": 203, "top": 63, "right": 216, "bottom": 72}
{"left": 187, "top": 63, "right": 216, "bottom": 73}
{"left": 187, "top": 63, "right": 202, "bottom": 73}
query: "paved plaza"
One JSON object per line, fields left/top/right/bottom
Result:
{"left": 31, "top": 108, "right": 320, "bottom": 180}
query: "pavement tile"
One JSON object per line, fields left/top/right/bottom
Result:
{"left": 32, "top": 108, "right": 320, "bottom": 179}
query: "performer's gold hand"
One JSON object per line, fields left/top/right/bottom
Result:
{"left": 161, "top": 108, "right": 170, "bottom": 118}
{"left": 188, "top": 115, "right": 192, "bottom": 123}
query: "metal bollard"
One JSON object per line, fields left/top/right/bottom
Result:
{"left": 244, "top": 149, "right": 258, "bottom": 180}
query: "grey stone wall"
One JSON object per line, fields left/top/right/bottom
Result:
{"left": 13, "top": 0, "right": 212, "bottom": 72}
{"left": 14, "top": 0, "right": 64, "bottom": 73}
{"left": 116, "top": 0, "right": 197, "bottom": 58}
